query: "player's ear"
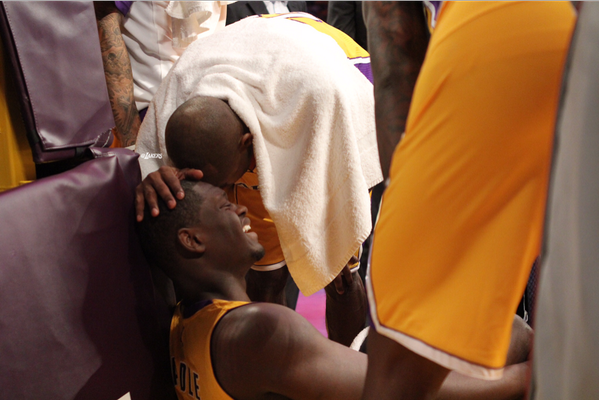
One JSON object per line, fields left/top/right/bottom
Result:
{"left": 240, "top": 132, "right": 253, "bottom": 149}
{"left": 177, "top": 227, "right": 206, "bottom": 255}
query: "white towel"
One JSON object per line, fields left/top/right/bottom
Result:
{"left": 136, "top": 14, "right": 382, "bottom": 295}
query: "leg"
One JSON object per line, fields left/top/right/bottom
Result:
{"left": 245, "top": 265, "right": 289, "bottom": 306}
{"left": 325, "top": 268, "right": 368, "bottom": 346}
{"left": 362, "top": 329, "right": 450, "bottom": 400}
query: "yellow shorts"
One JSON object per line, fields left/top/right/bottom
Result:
{"left": 368, "top": 1, "right": 575, "bottom": 379}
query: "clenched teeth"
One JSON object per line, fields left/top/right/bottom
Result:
{"left": 242, "top": 225, "right": 251, "bottom": 233}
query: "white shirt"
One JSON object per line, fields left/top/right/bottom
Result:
{"left": 120, "top": 1, "right": 228, "bottom": 110}
{"left": 264, "top": 1, "right": 290, "bottom": 14}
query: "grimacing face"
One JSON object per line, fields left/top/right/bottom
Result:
{"left": 192, "top": 182, "right": 265, "bottom": 264}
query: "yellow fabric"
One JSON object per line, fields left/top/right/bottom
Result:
{"left": 229, "top": 13, "right": 370, "bottom": 270}
{"left": 170, "top": 299, "right": 249, "bottom": 400}
{"left": 0, "top": 38, "right": 35, "bottom": 192}
{"left": 370, "top": 1, "right": 575, "bottom": 370}
{"left": 227, "top": 169, "right": 284, "bottom": 267}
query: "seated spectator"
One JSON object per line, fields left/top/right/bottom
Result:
{"left": 136, "top": 179, "right": 533, "bottom": 400}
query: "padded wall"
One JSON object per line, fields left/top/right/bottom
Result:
{"left": 0, "top": 149, "right": 172, "bottom": 400}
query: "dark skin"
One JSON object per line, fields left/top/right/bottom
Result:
{"left": 160, "top": 182, "right": 532, "bottom": 400}
{"left": 325, "top": 258, "right": 368, "bottom": 346}
{"left": 136, "top": 96, "right": 367, "bottom": 346}
{"left": 364, "top": 1, "right": 430, "bottom": 180}
{"left": 360, "top": 2, "right": 445, "bottom": 399}
{"left": 94, "top": 2, "right": 141, "bottom": 147}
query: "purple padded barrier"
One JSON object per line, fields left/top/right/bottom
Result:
{"left": 0, "top": 148, "right": 173, "bottom": 400}
{"left": 0, "top": 2, "right": 114, "bottom": 163}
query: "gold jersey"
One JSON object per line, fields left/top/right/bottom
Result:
{"left": 170, "top": 299, "right": 249, "bottom": 400}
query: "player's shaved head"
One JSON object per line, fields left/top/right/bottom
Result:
{"left": 165, "top": 96, "right": 251, "bottom": 186}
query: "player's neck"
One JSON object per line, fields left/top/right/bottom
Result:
{"left": 180, "top": 269, "right": 251, "bottom": 304}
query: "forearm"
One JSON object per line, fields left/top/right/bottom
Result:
{"left": 362, "top": 329, "right": 450, "bottom": 400}
{"left": 95, "top": 4, "right": 140, "bottom": 147}
{"left": 437, "top": 363, "right": 530, "bottom": 400}
{"left": 325, "top": 270, "right": 368, "bottom": 346}
{"left": 363, "top": 2, "right": 430, "bottom": 179}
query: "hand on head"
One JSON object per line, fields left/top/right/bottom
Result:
{"left": 136, "top": 96, "right": 253, "bottom": 222}
{"left": 135, "top": 166, "right": 204, "bottom": 222}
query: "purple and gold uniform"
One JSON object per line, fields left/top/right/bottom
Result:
{"left": 368, "top": 1, "right": 575, "bottom": 379}
{"left": 170, "top": 299, "right": 249, "bottom": 400}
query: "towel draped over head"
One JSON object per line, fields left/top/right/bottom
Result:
{"left": 136, "top": 14, "right": 382, "bottom": 295}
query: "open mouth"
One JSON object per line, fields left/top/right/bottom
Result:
{"left": 242, "top": 216, "right": 252, "bottom": 233}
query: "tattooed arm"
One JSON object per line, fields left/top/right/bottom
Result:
{"left": 363, "top": 2, "right": 430, "bottom": 180}
{"left": 94, "top": 2, "right": 140, "bottom": 147}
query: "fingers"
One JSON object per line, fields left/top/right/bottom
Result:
{"left": 142, "top": 178, "right": 161, "bottom": 217}
{"left": 135, "top": 167, "right": 206, "bottom": 222}
{"left": 134, "top": 167, "right": 181, "bottom": 222}
{"left": 333, "top": 273, "right": 345, "bottom": 295}
{"left": 135, "top": 184, "right": 146, "bottom": 222}
{"left": 158, "top": 166, "right": 184, "bottom": 204}
{"left": 179, "top": 168, "right": 204, "bottom": 182}
{"left": 341, "top": 256, "right": 358, "bottom": 287}
{"left": 333, "top": 259, "right": 360, "bottom": 295}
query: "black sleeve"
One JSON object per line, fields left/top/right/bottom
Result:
{"left": 327, "top": 1, "right": 358, "bottom": 40}
{"left": 226, "top": 1, "right": 269, "bottom": 25}
{"left": 288, "top": 1, "right": 307, "bottom": 13}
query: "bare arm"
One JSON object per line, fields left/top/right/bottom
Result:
{"left": 212, "top": 303, "right": 367, "bottom": 400}
{"left": 94, "top": 2, "right": 140, "bottom": 147}
{"left": 213, "top": 303, "right": 530, "bottom": 400}
{"left": 439, "top": 363, "right": 530, "bottom": 400}
{"left": 439, "top": 314, "right": 532, "bottom": 400}
{"left": 363, "top": 1, "right": 430, "bottom": 179}
{"left": 325, "top": 263, "right": 368, "bottom": 347}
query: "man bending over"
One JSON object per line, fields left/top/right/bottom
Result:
{"left": 136, "top": 180, "right": 532, "bottom": 400}
{"left": 135, "top": 12, "right": 380, "bottom": 346}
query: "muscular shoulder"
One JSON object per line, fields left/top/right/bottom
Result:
{"left": 214, "top": 302, "right": 309, "bottom": 354}
{"left": 211, "top": 303, "right": 317, "bottom": 398}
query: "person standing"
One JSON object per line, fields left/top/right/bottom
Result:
{"left": 362, "top": 2, "right": 576, "bottom": 399}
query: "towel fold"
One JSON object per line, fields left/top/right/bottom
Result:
{"left": 136, "top": 14, "right": 382, "bottom": 295}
